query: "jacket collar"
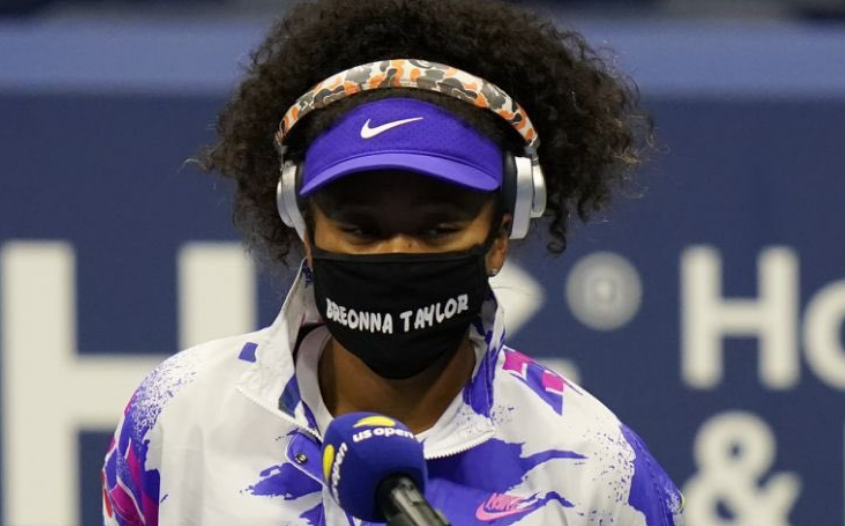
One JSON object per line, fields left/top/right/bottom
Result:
{"left": 237, "top": 262, "right": 506, "bottom": 457}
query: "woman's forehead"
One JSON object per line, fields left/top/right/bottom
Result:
{"left": 312, "top": 170, "right": 493, "bottom": 215}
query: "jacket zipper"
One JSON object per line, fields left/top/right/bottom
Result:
{"left": 424, "top": 428, "right": 496, "bottom": 460}
{"left": 239, "top": 382, "right": 495, "bottom": 460}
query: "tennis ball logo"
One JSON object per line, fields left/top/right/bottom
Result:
{"left": 323, "top": 441, "right": 348, "bottom": 499}
{"left": 353, "top": 415, "right": 397, "bottom": 428}
{"left": 322, "top": 444, "right": 335, "bottom": 482}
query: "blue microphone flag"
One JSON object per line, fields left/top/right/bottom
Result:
{"left": 322, "top": 412, "right": 427, "bottom": 521}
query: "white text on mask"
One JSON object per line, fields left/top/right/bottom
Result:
{"left": 324, "top": 294, "right": 469, "bottom": 334}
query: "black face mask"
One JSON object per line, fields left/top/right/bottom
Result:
{"left": 310, "top": 244, "right": 493, "bottom": 380}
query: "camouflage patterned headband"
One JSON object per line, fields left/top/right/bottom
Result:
{"left": 276, "top": 59, "right": 540, "bottom": 150}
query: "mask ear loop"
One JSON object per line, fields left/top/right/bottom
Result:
{"left": 303, "top": 202, "right": 319, "bottom": 268}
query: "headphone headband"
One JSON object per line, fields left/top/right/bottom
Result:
{"left": 275, "top": 59, "right": 540, "bottom": 151}
{"left": 274, "top": 59, "right": 546, "bottom": 241}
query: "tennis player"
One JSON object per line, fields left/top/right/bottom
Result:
{"left": 102, "top": 1, "right": 684, "bottom": 524}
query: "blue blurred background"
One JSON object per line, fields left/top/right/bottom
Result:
{"left": 1, "top": 1, "right": 844, "bottom": 525}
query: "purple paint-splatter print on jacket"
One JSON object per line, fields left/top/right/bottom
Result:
{"left": 102, "top": 265, "right": 685, "bottom": 526}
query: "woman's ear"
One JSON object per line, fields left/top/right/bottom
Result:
{"left": 486, "top": 213, "right": 511, "bottom": 276}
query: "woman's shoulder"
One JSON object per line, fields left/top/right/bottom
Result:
{"left": 120, "top": 327, "right": 274, "bottom": 442}
{"left": 490, "top": 346, "right": 685, "bottom": 526}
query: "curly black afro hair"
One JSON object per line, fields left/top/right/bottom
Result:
{"left": 200, "top": 0, "right": 650, "bottom": 267}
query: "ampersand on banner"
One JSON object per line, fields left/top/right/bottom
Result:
{"left": 683, "top": 411, "right": 801, "bottom": 526}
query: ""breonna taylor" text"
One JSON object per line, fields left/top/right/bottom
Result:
{"left": 325, "top": 294, "right": 469, "bottom": 334}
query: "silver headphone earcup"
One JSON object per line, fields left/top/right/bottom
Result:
{"left": 277, "top": 161, "right": 307, "bottom": 240}
{"left": 530, "top": 158, "right": 547, "bottom": 219}
{"left": 509, "top": 155, "right": 535, "bottom": 240}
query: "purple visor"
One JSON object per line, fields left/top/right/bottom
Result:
{"left": 299, "top": 98, "right": 503, "bottom": 196}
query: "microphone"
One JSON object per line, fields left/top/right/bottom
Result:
{"left": 321, "top": 412, "right": 451, "bottom": 526}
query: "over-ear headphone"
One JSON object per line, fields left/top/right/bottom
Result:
{"left": 273, "top": 59, "right": 546, "bottom": 240}
{"left": 276, "top": 153, "right": 306, "bottom": 238}
{"left": 502, "top": 150, "right": 546, "bottom": 240}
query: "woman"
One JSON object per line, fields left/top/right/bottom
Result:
{"left": 102, "top": 0, "right": 684, "bottom": 524}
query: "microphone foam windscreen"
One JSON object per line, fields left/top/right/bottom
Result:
{"left": 322, "top": 412, "right": 427, "bottom": 521}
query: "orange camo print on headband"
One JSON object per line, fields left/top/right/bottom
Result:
{"left": 276, "top": 59, "right": 540, "bottom": 150}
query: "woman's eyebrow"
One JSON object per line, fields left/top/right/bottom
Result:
{"left": 329, "top": 201, "right": 482, "bottom": 222}
{"left": 325, "top": 209, "right": 378, "bottom": 224}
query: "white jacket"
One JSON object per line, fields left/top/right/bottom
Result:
{"left": 102, "top": 266, "right": 684, "bottom": 526}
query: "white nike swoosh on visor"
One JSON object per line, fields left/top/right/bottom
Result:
{"left": 360, "top": 117, "right": 424, "bottom": 139}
